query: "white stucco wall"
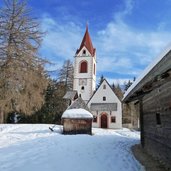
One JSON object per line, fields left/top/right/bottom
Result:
{"left": 73, "top": 47, "right": 96, "bottom": 102}
{"left": 88, "top": 79, "right": 122, "bottom": 129}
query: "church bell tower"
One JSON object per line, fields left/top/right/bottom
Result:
{"left": 73, "top": 26, "right": 96, "bottom": 103}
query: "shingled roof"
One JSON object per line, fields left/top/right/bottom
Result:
{"left": 68, "top": 97, "right": 90, "bottom": 111}
{"left": 63, "top": 90, "right": 78, "bottom": 100}
{"left": 76, "top": 25, "right": 96, "bottom": 56}
{"left": 123, "top": 44, "right": 171, "bottom": 102}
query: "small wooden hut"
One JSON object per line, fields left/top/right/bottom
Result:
{"left": 123, "top": 46, "right": 171, "bottom": 169}
{"left": 62, "top": 108, "right": 93, "bottom": 135}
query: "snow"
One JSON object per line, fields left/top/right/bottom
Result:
{"left": 62, "top": 108, "right": 93, "bottom": 119}
{"left": 123, "top": 43, "right": 171, "bottom": 100}
{"left": 0, "top": 124, "right": 143, "bottom": 171}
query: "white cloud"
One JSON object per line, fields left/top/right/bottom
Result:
{"left": 97, "top": 21, "right": 171, "bottom": 57}
{"left": 40, "top": 15, "right": 83, "bottom": 64}
{"left": 107, "top": 78, "right": 131, "bottom": 86}
{"left": 114, "top": 0, "right": 134, "bottom": 22}
{"left": 45, "top": 62, "right": 61, "bottom": 72}
{"left": 39, "top": 1, "right": 171, "bottom": 82}
{"left": 97, "top": 56, "right": 133, "bottom": 73}
{"left": 94, "top": 0, "right": 171, "bottom": 77}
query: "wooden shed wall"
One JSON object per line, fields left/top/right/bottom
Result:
{"left": 63, "top": 118, "right": 92, "bottom": 135}
{"left": 142, "top": 80, "right": 171, "bottom": 169}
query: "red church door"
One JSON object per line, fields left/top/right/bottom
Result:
{"left": 101, "top": 114, "right": 107, "bottom": 128}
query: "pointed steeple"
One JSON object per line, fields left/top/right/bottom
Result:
{"left": 76, "top": 25, "right": 96, "bottom": 56}
{"left": 86, "top": 22, "right": 88, "bottom": 30}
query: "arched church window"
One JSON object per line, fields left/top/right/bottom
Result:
{"left": 81, "top": 86, "right": 84, "bottom": 90}
{"left": 82, "top": 50, "right": 86, "bottom": 55}
{"left": 80, "top": 61, "right": 88, "bottom": 73}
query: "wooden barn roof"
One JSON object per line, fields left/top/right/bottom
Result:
{"left": 68, "top": 97, "right": 90, "bottom": 111}
{"left": 63, "top": 90, "right": 78, "bottom": 100}
{"left": 123, "top": 44, "right": 171, "bottom": 102}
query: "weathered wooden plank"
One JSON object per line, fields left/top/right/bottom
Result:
{"left": 63, "top": 118, "right": 92, "bottom": 135}
{"left": 141, "top": 79, "right": 171, "bottom": 169}
{"left": 144, "top": 138, "right": 171, "bottom": 169}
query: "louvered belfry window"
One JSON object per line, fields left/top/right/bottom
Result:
{"left": 80, "top": 61, "right": 87, "bottom": 73}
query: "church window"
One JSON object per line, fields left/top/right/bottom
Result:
{"left": 103, "top": 96, "right": 106, "bottom": 101}
{"left": 156, "top": 113, "right": 161, "bottom": 125}
{"left": 81, "top": 86, "right": 84, "bottom": 90}
{"left": 83, "top": 50, "right": 86, "bottom": 55}
{"left": 111, "top": 116, "right": 116, "bottom": 123}
{"left": 93, "top": 116, "right": 97, "bottom": 122}
{"left": 80, "top": 61, "right": 88, "bottom": 73}
{"left": 103, "top": 85, "right": 106, "bottom": 89}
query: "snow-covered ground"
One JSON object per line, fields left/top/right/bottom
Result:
{"left": 0, "top": 124, "right": 142, "bottom": 171}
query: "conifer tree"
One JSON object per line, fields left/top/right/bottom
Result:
{"left": 112, "top": 83, "right": 123, "bottom": 100}
{"left": 124, "top": 80, "right": 132, "bottom": 91}
{"left": 111, "top": 83, "right": 116, "bottom": 90}
{"left": 97, "top": 75, "right": 104, "bottom": 88}
{"left": 31, "top": 80, "right": 67, "bottom": 124}
{"left": 124, "top": 77, "right": 136, "bottom": 92}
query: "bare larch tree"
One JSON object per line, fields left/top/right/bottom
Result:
{"left": 0, "top": 0, "right": 48, "bottom": 122}
{"left": 58, "top": 60, "right": 74, "bottom": 91}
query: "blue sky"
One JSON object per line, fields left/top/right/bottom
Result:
{"left": 2, "top": 0, "right": 171, "bottom": 85}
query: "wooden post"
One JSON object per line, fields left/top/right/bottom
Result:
{"left": 139, "top": 97, "right": 144, "bottom": 148}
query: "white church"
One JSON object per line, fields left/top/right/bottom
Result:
{"left": 69, "top": 26, "right": 122, "bottom": 129}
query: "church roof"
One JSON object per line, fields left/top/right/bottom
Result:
{"left": 76, "top": 25, "right": 96, "bottom": 56}
{"left": 68, "top": 97, "right": 90, "bottom": 111}
{"left": 123, "top": 44, "right": 171, "bottom": 102}
{"left": 87, "top": 79, "right": 121, "bottom": 104}
{"left": 63, "top": 90, "right": 78, "bottom": 100}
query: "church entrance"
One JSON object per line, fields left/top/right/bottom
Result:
{"left": 101, "top": 114, "right": 108, "bottom": 128}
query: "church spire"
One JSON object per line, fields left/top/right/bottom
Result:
{"left": 86, "top": 22, "right": 88, "bottom": 31}
{"left": 76, "top": 25, "right": 96, "bottom": 56}
{"left": 73, "top": 25, "right": 97, "bottom": 103}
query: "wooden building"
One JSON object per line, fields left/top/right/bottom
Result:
{"left": 123, "top": 46, "right": 171, "bottom": 169}
{"left": 61, "top": 108, "right": 93, "bottom": 135}
{"left": 62, "top": 93, "right": 93, "bottom": 135}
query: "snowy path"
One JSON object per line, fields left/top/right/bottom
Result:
{"left": 0, "top": 124, "right": 142, "bottom": 171}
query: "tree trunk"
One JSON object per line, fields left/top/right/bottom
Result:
{"left": 0, "top": 110, "right": 4, "bottom": 123}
